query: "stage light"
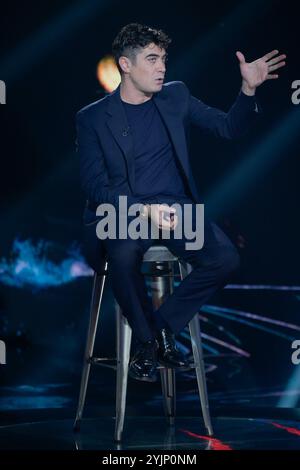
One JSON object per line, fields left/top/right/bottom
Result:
{"left": 96, "top": 55, "right": 120, "bottom": 92}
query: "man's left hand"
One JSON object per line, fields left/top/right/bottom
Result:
{"left": 236, "top": 49, "right": 286, "bottom": 95}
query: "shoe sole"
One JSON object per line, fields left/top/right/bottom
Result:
{"left": 128, "top": 370, "right": 158, "bottom": 382}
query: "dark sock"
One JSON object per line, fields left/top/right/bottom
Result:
{"left": 153, "top": 311, "right": 169, "bottom": 331}
{"left": 134, "top": 336, "right": 155, "bottom": 348}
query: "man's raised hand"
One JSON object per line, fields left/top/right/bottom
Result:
{"left": 236, "top": 49, "right": 286, "bottom": 93}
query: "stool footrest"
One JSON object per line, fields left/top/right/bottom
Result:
{"left": 88, "top": 357, "right": 196, "bottom": 370}
{"left": 88, "top": 356, "right": 117, "bottom": 369}
{"left": 157, "top": 363, "right": 196, "bottom": 370}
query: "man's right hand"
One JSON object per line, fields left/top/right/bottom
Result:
{"left": 146, "top": 203, "right": 178, "bottom": 231}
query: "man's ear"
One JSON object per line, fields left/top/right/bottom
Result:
{"left": 119, "top": 56, "right": 131, "bottom": 74}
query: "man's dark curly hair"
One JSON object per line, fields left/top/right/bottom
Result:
{"left": 112, "top": 23, "right": 171, "bottom": 74}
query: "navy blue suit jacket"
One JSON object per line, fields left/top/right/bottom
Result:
{"left": 76, "top": 81, "right": 261, "bottom": 272}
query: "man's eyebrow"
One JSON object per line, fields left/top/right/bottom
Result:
{"left": 144, "top": 53, "right": 168, "bottom": 59}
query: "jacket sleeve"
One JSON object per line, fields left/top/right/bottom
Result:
{"left": 184, "top": 83, "right": 262, "bottom": 140}
{"left": 76, "top": 110, "right": 145, "bottom": 210}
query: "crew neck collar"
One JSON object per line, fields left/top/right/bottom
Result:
{"left": 121, "top": 97, "right": 153, "bottom": 107}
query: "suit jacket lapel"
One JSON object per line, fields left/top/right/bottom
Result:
{"left": 106, "top": 84, "right": 135, "bottom": 190}
{"left": 153, "top": 91, "right": 190, "bottom": 181}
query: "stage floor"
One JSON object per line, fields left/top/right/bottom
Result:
{"left": 1, "top": 416, "right": 300, "bottom": 450}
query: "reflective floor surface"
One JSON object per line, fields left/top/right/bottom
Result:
{"left": 1, "top": 416, "right": 300, "bottom": 450}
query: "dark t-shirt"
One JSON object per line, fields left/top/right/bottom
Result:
{"left": 122, "top": 97, "right": 190, "bottom": 205}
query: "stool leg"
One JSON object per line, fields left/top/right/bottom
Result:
{"left": 114, "top": 303, "right": 132, "bottom": 442}
{"left": 179, "top": 261, "right": 214, "bottom": 437}
{"left": 189, "top": 314, "right": 214, "bottom": 436}
{"left": 73, "top": 268, "right": 107, "bottom": 432}
{"left": 151, "top": 261, "right": 177, "bottom": 425}
{"left": 159, "top": 368, "right": 176, "bottom": 426}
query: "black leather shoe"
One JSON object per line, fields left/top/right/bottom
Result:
{"left": 156, "top": 328, "right": 191, "bottom": 370}
{"left": 128, "top": 339, "right": 158, "bottom": 382}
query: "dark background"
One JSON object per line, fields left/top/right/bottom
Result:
{"left": 0, "top": 0, "right": 299, "bottom": 420}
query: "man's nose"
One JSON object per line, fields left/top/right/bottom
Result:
{"left": 158, "top": 60, "right": 166, "bottom": 73}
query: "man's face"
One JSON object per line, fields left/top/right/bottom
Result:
{"left": 122, "top": 43, "right": 167, "bottom": 94}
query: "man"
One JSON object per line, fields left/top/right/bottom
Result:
{"left": 76, "top": 23, "right": 286, "bottom": 382}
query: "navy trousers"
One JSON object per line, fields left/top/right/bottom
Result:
{"left": 102, "top": 196, "right": 240, "bottom": 343}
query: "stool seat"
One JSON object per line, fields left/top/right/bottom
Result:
{"left": 73, "top": 243, "right": 213, "bottom": 442}
{"left": 142, "top": 245, "right": 179, "bottom": 262}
